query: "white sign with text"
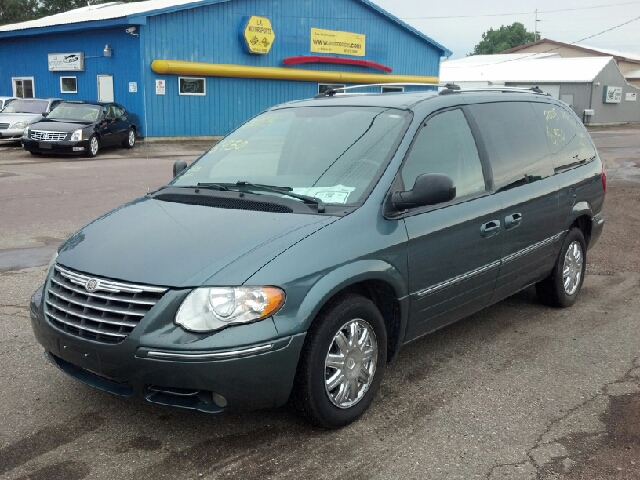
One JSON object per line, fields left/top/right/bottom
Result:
{"left": 48, "top": 53, "right": 84, "bottom": 71}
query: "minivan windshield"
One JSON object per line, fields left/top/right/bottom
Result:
{"left": 48, "top": 103, "right": 101, "bottom": 122}
{"left": 2, "top": 99, "right": 49, "bottom": 114}
{"left": 172, "top": 106, "right": 411, "bottom": 206}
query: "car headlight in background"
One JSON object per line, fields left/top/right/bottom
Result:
{"left": 176, "top": 286, "right": 285, "bottom": 332}
{"left": 70, "top": 129, "right": 82, "bottom": 141}
{"left": 10, "top": 121, "right": 28, "bottom": 129}
{"left": 23, "top": 126, "right": 30, "bottom": 137}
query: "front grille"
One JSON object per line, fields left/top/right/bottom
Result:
{"left": 0, "top": 123, "right": 9, "bottom": 129}
{"left": 45, "top": 264, "right": 167, "bottom": 344}
{"left": 30, "top": 130, "right": 68, "bottom": 141}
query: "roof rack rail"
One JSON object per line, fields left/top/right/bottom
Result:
{"left": 438, "top": 85, "right": 549, "bottom": 96}
{"left": 314, "top": 82, "right": 439, "bottom": 98}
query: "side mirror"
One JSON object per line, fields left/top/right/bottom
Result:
{"left": 42, "top": 112, "right": 48, "bottom": 117}
{"left": 173, "top": 159, "right": 188, "bottom": 178}
{"left": 391, "top": 173, "right": 456, "bottom": 210}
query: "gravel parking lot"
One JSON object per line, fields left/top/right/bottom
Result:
{"left": 0, "top": 129, "right": 639, "bottom": 480}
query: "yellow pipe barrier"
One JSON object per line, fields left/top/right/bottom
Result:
{"left": 151, "top": 60, "right": 439, "bottom": 85}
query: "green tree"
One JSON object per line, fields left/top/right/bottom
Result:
{"left": 471, "top": 22, "right": 537, "bottom": 55}
{"left": 0, "top": 0, "right": 40, "bottom": 26}
{"left": 0, "top": 0, "right": 146, "bottom": 26}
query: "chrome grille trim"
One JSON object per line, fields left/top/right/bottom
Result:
{"left": 30, "top": 130, "right": 68, "bottom": 141}
{"left": 45, "top": 309, "right": 127, "bottom": 339}
{"left": 45, "top": 300, "right": 139, "bottom": 328}
{"left": 47, "top": 289, "right": 146, "bottom": 318}
{"left": 49, "top": 277, "right": 157, "bottom": 306}
{"left": 0, "top": 123, "right": 9, "bottom": 129}
{"left": 56, "top": 264, "right": 167, "bottom": 294}
{"left": 45, "top": 264, "right": 167, "bottom": 344}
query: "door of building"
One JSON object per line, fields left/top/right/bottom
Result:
{"left": 97, "top": 75, "right": 114, "bottom": 102}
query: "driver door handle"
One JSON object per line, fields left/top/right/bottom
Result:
{"left": 504, "top": 213, "right": 523, "bottom": 230}
{"left": 480, "top": 220, "right": 501, "bottom": 238}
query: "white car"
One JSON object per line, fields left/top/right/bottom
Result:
{"left": 0, "top": 98, "right": 62, "bottom": 140}
{"left": 0, "top": 96, "right": 17, "bottom": 111}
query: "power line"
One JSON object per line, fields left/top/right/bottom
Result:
{"left": 446, "top": 14, "right": 640, "bottom": 68}
{"left": 394, "top": 1, "right": 640, "bottom": 20}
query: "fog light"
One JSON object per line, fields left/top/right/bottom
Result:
{"left": 212, "top": 392, "right": 227, "bottom": 408}
{"left": 73, "top": 147, "right": 85, "bottom": 151}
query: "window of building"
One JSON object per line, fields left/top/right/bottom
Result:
{"left": 318, "top": 84, "right": 346, "bottom": 95}
{"left": 12, "top": 77, "right": 34, "bottom": 98}
{"left": 468, "top": 102, "right": 554, "bottom": 191}
{"left": 179, "top": 77, "right": 206, "bottom": 96}
{"left": 60, "top": 77, "right": 77, "bottom": 94}
{"left": 400, "top": 109, "right": 486, "bottom": 199}
{"left": 382, "top": 86, "right": 404, "bottom": 93}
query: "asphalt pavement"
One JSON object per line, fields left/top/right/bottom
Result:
{"left": 0, "top": 131, "right": 639, "bottom": 479}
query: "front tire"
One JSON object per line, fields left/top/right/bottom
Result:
{"left": 536, "top": 228, "right": 587, "bottom": 307}
{"left": 85, "top": 135, "right": 100, "bottom": 158}
{"left": 290, "top": 294, "right": 387, "bottom": 429}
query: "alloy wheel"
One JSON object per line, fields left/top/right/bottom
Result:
{"left": 324, "top": 318, "right": 377, "bottom": 409}
{"left": 562, "top": 240, "right": 583, "bottom": 295}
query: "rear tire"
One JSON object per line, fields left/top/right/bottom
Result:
{"left": 536, "top": 228, "right": 587, "bottom": 308}
{"left": 290, "top": 294, "right": 387, "bottom": 429}
{"left": 122, "top": 128, "right": 136, "bottom": 149}
{"left": 85, "top": 135, "right": 99, "bottom": 158}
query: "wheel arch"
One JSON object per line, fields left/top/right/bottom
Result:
{"left": 569, "top": 201, "right": 594, "bottom": 247}
{"left": 284, "top": 260, "right": 410, "bottom": 364}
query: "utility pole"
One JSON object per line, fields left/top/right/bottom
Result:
{"left": 535, "top": 9, "right": 540, "bottom": 41}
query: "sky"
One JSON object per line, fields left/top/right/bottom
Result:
{"left": 371, "top": 0, "right": 640, "bottom": 58}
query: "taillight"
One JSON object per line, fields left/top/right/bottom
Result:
{"left": 601, "top": 163, "right": 607, "bottom": 193}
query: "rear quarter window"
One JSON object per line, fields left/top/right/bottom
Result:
{"left": 468, "top": 102, "right": 554, "bottom": 191}
{"left": 530, "top": 102, "right": 597, "bottom": 173}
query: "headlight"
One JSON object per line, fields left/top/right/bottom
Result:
{"left": 47, "top": 251, "right": 58, "bottom": 274}
{"left": 10, "top": 121, "right": 28, "bottom": 129}
{"left": 70, "top": 129, "right": 82, "bottom": 141}
{"left": 23, "top": 126, "right": 30, "bottom": 137}
{"left": 176, "top": 286, "right": 285, "bottom": 332}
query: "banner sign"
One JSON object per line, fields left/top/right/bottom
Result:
{"left": 626, "top": 92, "right": 637, "bottom": 101}
{"left": 48, "top": 52, "right": 85, "bottom": 71}
{"left": 310, "top": 28, "right": 365, "bottom": 57}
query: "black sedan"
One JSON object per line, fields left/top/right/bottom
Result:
{"left": 21, "top": 101, "right": 138, "bottom": 157}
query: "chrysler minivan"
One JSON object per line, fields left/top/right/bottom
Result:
{"left": 30, "top": 86, "right": 605, "bottom": 428}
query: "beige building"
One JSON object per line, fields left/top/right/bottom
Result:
{"left": 502, "top": 39, "right": 640, "bottom": 88}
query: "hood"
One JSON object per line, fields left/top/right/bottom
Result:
{"left": 56, "top": 196, "right": 336, "bottom": 287}
{"left": 0, "top": 112, "right": 42, "bottom": 124}
{"left": 30, "top": 118, "right": 92, "bottom": 132}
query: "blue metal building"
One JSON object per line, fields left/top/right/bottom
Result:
{"left": 0, "top": 0, "right": 450, "bottom": 138}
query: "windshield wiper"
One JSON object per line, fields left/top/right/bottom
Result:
{"left": 235, "top": 181, "right": 326, "bottom": 213}
{"left": 196, "top": 182, "right": 230, "bottom": 191}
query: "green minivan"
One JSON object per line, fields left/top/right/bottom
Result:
{"left": 30, "top": 87, "right": 605, "bottom": 428}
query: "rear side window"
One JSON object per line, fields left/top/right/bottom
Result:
{"left": 530, "top": 102, "right": 597, "bottom": 172}
{"left": 468, "top": 102, "right": 553, "bottom": 191}
{"left": 401, "top": 109, "right": 486, "bottom": 199}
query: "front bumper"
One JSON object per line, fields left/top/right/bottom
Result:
{"left": 0, "top": 128, "right": 24, "bottom": 139}
{"left": 30, "top": 283, "right": 306, "bottom": 413}
{"left": 22, "top": 138, "right": 90, "bottom": 155}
